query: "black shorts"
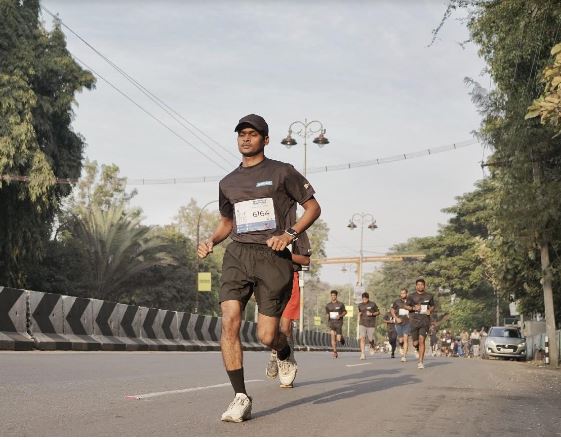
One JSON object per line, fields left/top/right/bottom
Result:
{"left": 220, "top": 241, "right": 293, "bottom": 318}
{"left": 328, "top": 321, "right": 343, "bottom": 335}
{"left": 409, "top": 314, "right": 431, "bottom": 342}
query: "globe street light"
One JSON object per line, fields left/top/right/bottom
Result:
{"left": 281, "top": 118, "right": 329, "bottom": 335}
{"left": 281, "top": 118, "right": 329, "bottom": 177}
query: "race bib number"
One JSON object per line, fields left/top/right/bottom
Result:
{"left": 235, "top": 198, "right": 276, "bottom": 233}
{"left": 420, "top": 304, "right": 428, "bottom": 315}
{"left": 329, "top": 312, "right": 339, "bottom": 320}
{"left": 398, "top": 308, "right": 409, "bottom": 316}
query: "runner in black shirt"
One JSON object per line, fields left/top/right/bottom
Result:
{"left": 390, "top": 288, "right": 411, "bottom": 362}
{"left": 198, "top": 114, "right": 321, "bottom": 422}
{"left": 357, "top": 292, "right": 380, "bottom": 359}
{"left": 325, "top": 290, "right": 347, "bottom": 358}
{"left": 382, "top": 309, "right": 397, "bottom": 358}
{"left": 406, "top": 278, "right": 435, "bottom": 369}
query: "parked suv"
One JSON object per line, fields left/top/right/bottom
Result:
{"left": 482, "top": 326, "right": 526, "bottom": 360}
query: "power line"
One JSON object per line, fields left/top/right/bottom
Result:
{"left": 72, "top": 55, "right": 230, "bottom": 173}
{"left": 40, "top": 6, "right": 239, "bottom": 166}
{"left": 2, "top": 138, "right": 478, "bottom": 186}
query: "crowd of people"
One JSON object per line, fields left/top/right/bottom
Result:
{"left": 326, "top": 283, "right": 490, "bottom": 362}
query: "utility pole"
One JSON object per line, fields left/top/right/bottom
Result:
{"left": 532, "top": 158, "right": 558, "bottom": 367}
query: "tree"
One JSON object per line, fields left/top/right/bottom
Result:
{"left": 0, "top": 1, "right": 95, "bottom": 287}
{"left": 527, "top": 42, "right": 561, "bottom": 135}
{"left": 307, "top": 218, "right": 329, "bottom": 278}
{"left": 69, "top": 202, "right": 173, "bottom": 301}
{"left": 435, "top": 0, "right": 561, "bottom": 365}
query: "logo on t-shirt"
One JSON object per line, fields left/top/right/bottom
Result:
{"left": 256, "top": 180, "right": 273, "bottom": 187}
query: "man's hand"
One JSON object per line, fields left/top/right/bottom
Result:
{"left": 197, "top": 239, "right": 214, "bottom": 259}
{"left": 266, "top": 232, "right": 293, "bottom": 251}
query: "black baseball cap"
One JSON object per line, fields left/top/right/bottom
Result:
{"left": 234, "top": 114, "right": 269, "bottom": 136}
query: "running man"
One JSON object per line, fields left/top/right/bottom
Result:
{"left": 406, "top": 278, "right": 435, "bottom": 369}
{"left": 197, "top": 114, "right": 321, "bottom": 422}
{"left": 326, "top": 290, "right": 347, "bottom": 358}
{"left": 382, "top": 308, "right": 397, "bottom": 358}
{"left": 357, "top": 292, "right": 380, "bottom": 359}
{"left": 390, "top": 288, "right": 411, "bottom": 362}
{"left": 265, "top": 231, "right": 312, "bottom": 387}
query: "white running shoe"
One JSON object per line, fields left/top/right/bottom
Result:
{"left": 369, "top": 347, "right": 375, "bottom": 356}
{"left": 401, "top": 356, "right": 406, "bottom": 362}
{"left": 265, "top": 351, "right": 278, "bottom": 379}
{"left": 360, "top": 352, "right": 366, "bottom": 360}
{"left": 417, "top": 362, "right": 424, "bottom": 369}
{"left": 221, "top": 393, "right": 252, "bottom": 423}
{"left": 278, "top": 357, "right": 298, "bottom": 387}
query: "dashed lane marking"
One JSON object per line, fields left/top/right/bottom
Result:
{"left": 126, "top": 379, "right": 264, "bottom": 400}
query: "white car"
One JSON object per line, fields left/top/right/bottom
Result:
{"left": 482, "top": 326, "right": 526, "bottom": 360}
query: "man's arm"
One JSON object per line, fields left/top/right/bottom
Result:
{"left": 292, "top": 254, "right": 310, "bottom": 266}
{"left": 197, "top": 215, "right": 233, "bottom": 259}
{"left": 267, "top": 198, "right": 321, "bottom": 251}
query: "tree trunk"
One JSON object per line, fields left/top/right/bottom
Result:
{"left": 540, "top": 241, "right": 559, "bottom": 367}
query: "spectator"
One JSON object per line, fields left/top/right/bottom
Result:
{"left": 470, "top": 328, "right": 481, "bottom": 357}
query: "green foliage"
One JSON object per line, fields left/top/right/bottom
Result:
{"left": 526, "top": 42, "right": 561, "bottom": 135}
{"left": 0, "top": 1, "right": 95, "bottom": 286}
{"left": 307, "top": 218, "right": 329, "bottom": 278}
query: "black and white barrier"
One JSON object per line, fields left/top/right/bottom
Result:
{"left": 0, "top": 286, "right": 359, "bottom": 352}
{"left": 0, "top": 287, "right": 34, "bottom": 350}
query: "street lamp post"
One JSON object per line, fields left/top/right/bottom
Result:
{"left": 347, "top": 213, "right": 378, "bottom": 288}
{"left": 281, "top": 119, "right": 329, "bottom": 335}
{"left": 195, "top": 199, "right": 219, "bottom": 314}
{"left": 347, "top": 213, "right": 377, "bottom": 339}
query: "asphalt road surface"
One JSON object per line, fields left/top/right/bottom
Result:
{"left": 1, "top": 350, "right": 560, "bottom": 436}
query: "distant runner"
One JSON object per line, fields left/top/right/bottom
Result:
{"left": 326, "top": 290, "right": 347, "bottom": 358}
{"left": 357, "top": 292, "right": 380, "bottom": 359}
{"left": 406, "top": 278, "right": 435, "bottom": 369}
{"left": 391, "top": 288, "right": 411, "bottom": 362}
{"left": 382, "top": 309, "right": 397, "bottom": 358}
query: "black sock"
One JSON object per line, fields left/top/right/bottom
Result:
{"left": 227, "top": 368, "right": 247, "bottom": 395}
{"left": 277, "top": 344, "right": 291, "bottom": 361}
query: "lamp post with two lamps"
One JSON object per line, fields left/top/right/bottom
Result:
{"left": 347, "top": 213, "right": 378, "bottom": 339}
{"left": 280, "top": 118, "right": 329, "bottom": 334}
{"left": 347, "top": 213, "right": 378, "bottom": 289}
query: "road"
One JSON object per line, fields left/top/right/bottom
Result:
{"left": 1, "top": 350, "right": 560, "bottom": 436}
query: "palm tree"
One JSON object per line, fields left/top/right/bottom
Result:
{"left": 71, "top": 202, "right": 173, "bottom": 301}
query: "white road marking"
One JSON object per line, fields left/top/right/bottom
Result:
{"left": 345, "top": 362, "right": 373, "bottom": 367}
{"left": 126, "top": 379, "right": 264, "bottom": 400}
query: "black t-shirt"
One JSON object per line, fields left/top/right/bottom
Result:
{"left": 406, "top": 292, "right": 435, "bottom": 318}
{"left": 358, "top": 301, "right": 379, "bottom": 327}
{"left": 326, "top": 301, "right": 346, "bottom": 322}
{"left": 383, "top": 313, "right": 397, "bottom": 332}
{"left": 391, "top": 298, "right": 410, "bottom": 324}
{"left": 219, "top": 158, "right": 315, "bottom": 244}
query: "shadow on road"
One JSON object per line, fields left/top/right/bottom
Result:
{"left": 252, "top": 369, "right": 420, "bottom": 419}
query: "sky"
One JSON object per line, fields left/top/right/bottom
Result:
{"left": 42, "top": 0, "right": 491, "bottom": 286}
